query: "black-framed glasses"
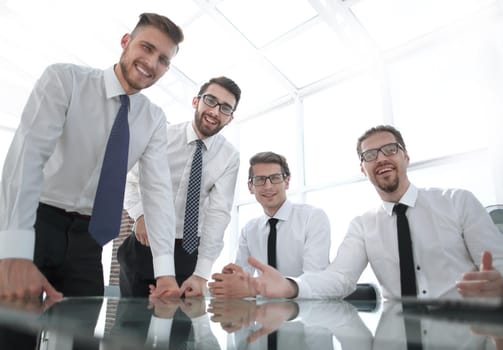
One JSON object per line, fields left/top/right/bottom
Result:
{"left": 249, "top": 173, "right": 286, "bottom": 186}
{"left": 360, "top": 142, "right": 405, "bottom": 162}
{"left": 198, "top": 94, "right": 234, "bottom": 116}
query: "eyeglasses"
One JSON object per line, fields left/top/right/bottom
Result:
{"left": 360, "top": 142, "right": 405, "bottom": 162}
{"left": 249, "top": 173, "right": 286, "bottom": 186}
{"left": 198, "top": 94, "right": 234, "bottom": 116}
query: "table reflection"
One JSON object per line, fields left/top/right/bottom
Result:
{"left": 0, "top": 296, "right": 501, "bottom": 350}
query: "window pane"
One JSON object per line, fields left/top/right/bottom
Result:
{"left": 388, "top": 20, "right": 503, "bottom": 161}
{"left": 236, "top": 104, "right": 298, "bottom": 200}
{"left": 303, "top": 74, "right": 383, "bottom": 186}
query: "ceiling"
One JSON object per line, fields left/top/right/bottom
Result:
{"left": 0, "top": 0, "right": 497, "bottom": 129}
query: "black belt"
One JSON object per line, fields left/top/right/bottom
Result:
{"left": 175, "top": 239, "right": 183, "bottom": 245}
{"left": 40, "top": 203, "right": 91, "bottom": 220}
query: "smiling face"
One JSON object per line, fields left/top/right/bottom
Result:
{"left": 192, "top": 83, "right": 235, "bottom": 139}
{"left": 248, "top": 162, "right": 289, "bottom": 217}
{"left": 360, "top": 131, "right": 410, "bottom": 202}
{"left": 116, "top": 25, "right": 178, "bottom": 94}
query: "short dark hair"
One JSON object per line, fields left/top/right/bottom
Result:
{"left": 356, "top": 125, "right": 407, "bottom": 157}
{"left": 132, "top": 13, "right": 184, "bottom": 54}
{"left": 198, "top": 76, "right": 242, "bottom": 110}
{"left": 248, "top": 152, "right": 291, "bottom": 181}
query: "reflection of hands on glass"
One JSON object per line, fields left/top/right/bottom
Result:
{"left": 247, "top": 301, "right": 298, "bottom": 343}
{"left": 208, "top": 298, "right": 258, "bottom": 333}
{"left": 470, "top": 324, "right": 503, "bottom": 350}
{"left": 148, "top": 297, "right": 184, "bottom": 318}
{"left": 179, "top": 297, "right": 206, "bottom": 318}
{"left": 209, "top": 263, "right": 257, "bottom": 298}
{"left": 457, "top": 251, "right": 503, "bottom": 297}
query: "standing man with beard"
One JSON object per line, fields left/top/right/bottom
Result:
{"left": 245, "top": 125, "right": 503, "bottom": 299}
{"left": 0, "top": 12, "right": 183, "bottom": 301}
{"left": 118, "top": 76, "right": 241, "bottom": 297}
{"left": 0, "top": 13, "right": 184, "bottom": 350}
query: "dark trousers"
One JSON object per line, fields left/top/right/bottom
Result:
{"left": 0, "top": 203, "right": 104, "bottom": 350}
{"left": 117, "top": 233, "right": 198, "bottom": 297}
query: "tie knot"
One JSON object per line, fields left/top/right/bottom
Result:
{"left": 195, "top": 139, "right": 204, "bottom": 150}
{"left": 394, "top": 203, "right": 408, "bottom": 215}
{"left": 120, "top": 94, "right": 130, "bottom": 108}
{"left": 268, "top": 218, "right": 278, "bottom": 228}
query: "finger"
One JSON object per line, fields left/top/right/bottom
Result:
{"left": 481, "top": 251, "right": 493, "bottom": 272}
{"left": 184, "top": 289, "right": 202, "bottom": 297}
{"left": 248, "top": 256, "right": 267, "bottom": 272}
{"left": 211, "top": 273, "right": 224, "bottom": 281}
{"left": 461, "top": 271, "right": 495, "bottom": 281}
{"left": 222, "top": 263, "right": 240, "bottom": 274}
{"left": 42, "top": 280, "right": 63, "bottom": 301}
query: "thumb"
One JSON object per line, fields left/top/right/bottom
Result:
{"left": 480, "top": 251, "right": 493, "bottom": 272}
{"left": 43, "top": 279, "right": 63, "bottom": 301}
{"left": 248, "top": 256, "right": 267, "bottom": 272}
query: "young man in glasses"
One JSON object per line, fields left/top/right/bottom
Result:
{"left": 244, "top": 125, "right": 503, "bottom": 299}
{"left": 118, "top": 76, "right": 241, "bottom": 297}
{"left": 209, "top": 151, "right": 331, "bottom": 298}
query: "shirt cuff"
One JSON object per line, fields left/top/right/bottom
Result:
{"left": 127, "top": 202, "right": 144, "bottom": 221}
{"left": 292, "top": 277, "right": 312, "bottom": 299}
{"left": 193, "top": 256, "right": 213, "bottom": 281}
{"left": 146, "top": 315, "right": 173, "bottom": 344}
{"left": 153, "top": 253, "right": 175, "bottom": 277}
{"left": 0, "top": 229, "right": 34, "bottom": 260}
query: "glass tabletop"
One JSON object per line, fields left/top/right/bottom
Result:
{"left": 0, "top": 296, "right": 501, "bottom": 350}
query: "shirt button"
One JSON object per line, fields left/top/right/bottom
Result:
{"left": 416, "top": 265, "right": 421, "bottom": 270}
{"left": 422, "top": 290, "right": 427, "bottom": 294}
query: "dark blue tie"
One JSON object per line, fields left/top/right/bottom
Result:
{"left": 182, "top": 140, "right": 203, "bottom": 254}
{"left": 89, "top": 94, "right": 130, "bottom": 246}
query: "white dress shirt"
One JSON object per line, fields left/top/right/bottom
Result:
{"left": 296, "top": 184, "right": 503, "bottom": 299}
{"left": 125, "top": 121, "right": 239, "bottom": 280}
{"left": 0, "top": 63, "right": 176, "bottom": 277}
{"left": 235, "top": 200, "right": 331, "bottom": 277}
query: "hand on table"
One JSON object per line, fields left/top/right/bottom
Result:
{"left": 0, "top": 258, "right": 62, "bottom": 300}
{"left": 209, "top": 263, "right": 256, "bottom": 298}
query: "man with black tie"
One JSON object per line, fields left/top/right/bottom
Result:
{"left": 245, "top": 125, "right": 503, "bottom": 299}
{"left": 209, "top": 152, "right": 331, "bottom": 298}
{"left": 118, "top": 76, "right": 241, "bottom": 297}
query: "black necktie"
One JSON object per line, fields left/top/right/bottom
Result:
{"left": 394, "top": 204, "right": 417, "bottom": 297}
{"left": 168, "top": 308, "right": 194, "bottom": 350}
{"left": 267, "top": 218, "right": 279, "bottom": 268}
{"left": 267, "top": 218, "right": 279, "bottom": 350}
{"left": 267, "top": 218, "right": 278, "bottom": 350}
{"left": 182, "top": 139, "right": 204, "bottom": 254}
{"left": 395, "top": 204, "right": 423, "bottom": 349}
{"left": 89, "top": 94, "right": 130, "bottom": 246}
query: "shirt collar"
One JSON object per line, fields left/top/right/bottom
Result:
{"left": 104, "top": 66, "right": 126, "bottom": 99}
{"left": 260, "top": 200, "right": 291, "bottom": 226}
{"left": 382, "top": 183, "right": 418, "bottom": 216}
{"left": 185, "top": 122, "right": 215, "bottom": 150}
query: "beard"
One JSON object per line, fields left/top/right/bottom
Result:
{"left": 194, "top": 110, "right": 225, "bottom": 138}
{"left": 118, "top": 54, "right": 156, "bottom": 91}
{"left": 376, "top": 175, "right": 400, "bottom": 193}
